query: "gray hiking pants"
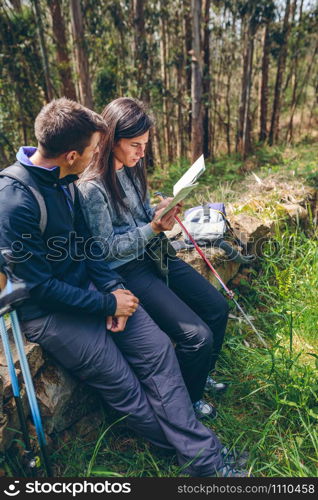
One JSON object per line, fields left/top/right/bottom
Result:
{"left": 21, "top": 306, "right": 224, "bottom": 476}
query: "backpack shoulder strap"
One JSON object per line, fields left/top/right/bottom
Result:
{"left": 68, "top": 182, "right": 75, "bottom": 202}
{"left": 0, "top": 162, "right": 47, "bottom": 234}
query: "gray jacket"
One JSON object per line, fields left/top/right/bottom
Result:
{"left": 78, "top": 168, "right": 157, "bottom": 269}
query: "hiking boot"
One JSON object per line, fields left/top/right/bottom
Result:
{"left": 221, "top": 446, "right": 249, "bottom": 468}
{"left": 205, "top": 375, "right": 228, "bottom": 393}
{"left": 215, "top": 464, "right": 252, "bottom": 477}
{"left": 193, "top": 399, "right": 217, "bottom": 419}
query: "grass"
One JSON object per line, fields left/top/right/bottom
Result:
{"left": 149, "top": 140, "right": 318, "bottom": 210}
{"left": 4, "top": 141, "right": 318, "bottom": 477}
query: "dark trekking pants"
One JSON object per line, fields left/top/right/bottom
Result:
{"left": 117, "top": 255, "right": 229, "bottom": 403}
{"left": 21, "top": 306, "right": 224, "bottom": 476}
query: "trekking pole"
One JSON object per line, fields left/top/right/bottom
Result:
{"left": 0, "top": 316, "right": 37, "bottom": 476}
{"left": 0, "top": 252, "right": 53, "bottom": 476}
{"left": 155, "top": 193, "right": 268, "bottom": 348}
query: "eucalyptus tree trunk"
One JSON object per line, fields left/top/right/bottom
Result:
{"left": 70, "top": 0, "right": 93, "bottom": 108}
{"left": 191, "top": 0, "right": 203, "bottom": 162}
{"left": 287, "top": 42, "right": 318, "bottom": 142}
{"left": 286, "top": 0, "right": 304, "bottom": 142}
{"left": 184, "top": 0, "right": 192, "bottom": 143}
{"left": 133, "top": 0, "right": 155, "bottom": 168}
{"left": 47, "top": 0, "right": 77, "bottom": 100}
{"left": 159, "top": 0, "right": 170, "bottom": 163}
{"left": 237, "top": 16, "right": 255, "bottom": 158}
{"left": 133, "top": 0, "right": 147, "bottom": 100}
{"left": 202, "top": 0, "right": 211, "bottom": 159}
{"left": 259, "top": 20, "right": 270, "bottom": 142}
{"left": 32, "top": 0, "right": 54, "bottom": 101}
{"left": 268, "top": 0, "right": 291, "bottom": 145}
{"left": 9, "top": 0, "right": 22, "bottom": 11}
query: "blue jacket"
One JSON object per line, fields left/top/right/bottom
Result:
{"left": 0, "top": 148, "right": 124, "bottom": 321}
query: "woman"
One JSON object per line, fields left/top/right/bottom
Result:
{"left": 78, "top": 98, "right": 229, "bottom": 418}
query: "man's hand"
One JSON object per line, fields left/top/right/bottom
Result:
{"left": 151, "top": 206, "right": 179, "bottom": 233}
{"left": 0, "top": 272, "right": 7, "bottom": 291}
{"left": 111, "top": 288, "right": 139, "bottom": 316}
{"left": 106, "top": 315, "right": 128, "bottom": 333}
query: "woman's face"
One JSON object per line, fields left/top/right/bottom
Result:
{"left": 112, "top": 131, "right": 149, "bottom": 169}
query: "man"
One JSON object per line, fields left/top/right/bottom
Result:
{"left": 0, "top": 98, "right": 248, "bottom": 477}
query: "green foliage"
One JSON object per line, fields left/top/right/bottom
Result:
{"left": 94, "top": 67, "right": 118, "bottom": 112}
{"left": 0, "top": 5, "right": 44, "bottom": 165}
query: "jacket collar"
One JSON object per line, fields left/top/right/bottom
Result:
{"left": 16, "top": 147, "right": 78, "bottom": 186}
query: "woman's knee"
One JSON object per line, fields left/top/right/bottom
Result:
{"left": 186, "top": 322, "right": 214, "bottom": 352}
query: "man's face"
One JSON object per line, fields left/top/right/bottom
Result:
{"left": 70, "top": 132, "right": 101, "bottom": 174}
{"left": 112, "top": 131, "right": 149, "bottom": 168}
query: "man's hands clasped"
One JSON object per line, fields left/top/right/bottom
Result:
{"left": 107, "top": 288, "right": 139, "bottom": 333}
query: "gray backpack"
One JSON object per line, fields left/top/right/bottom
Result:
{"left": 0, "top": 162, "right": 75, "bottom": 234}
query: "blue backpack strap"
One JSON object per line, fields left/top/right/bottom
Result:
{"left": 0, "top": 162, "right": 47, "bottom": 234}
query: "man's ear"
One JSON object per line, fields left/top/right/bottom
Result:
{"left": 65, "top": 150, "right": 79, "bottom": 165}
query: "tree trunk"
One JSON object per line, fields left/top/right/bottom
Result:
{"left": 202, "top": 0, "right": 211, "bottom": 159}
{"left": 133, "top": 0, "right": 147, "bottom": 100}
{"left": 287, "top": 41, "right": 318, "bottom": 142}
{"left": 268, "top": 0, "right": 291, "bottom": 145}
{"left": 159, "top": 0, "right": 170, "bottom": 163}
{"left": 191, "top": 0, "right": 203, "bottom": 162}
{"left": 9, "top": 0, "right": 22, "bottom": 11}
{"left": 237, "top": 17, "right": 255, "bottom": 158}
{"left": 286, "top": 0, "right": 304, "bottom": 142}
{"left": 48, "top": 0, "right": 77, "bottom": 100}
{"left": 225, "top": 69, "right": 232, "bottom": 155}
{"left": 70, "top": 0, "right": 93, "bottom": 108}
{"left": 132, "top": 0, "right": 155, "bottom": 169}
{"left": 259, "top": 20, "right": 270, "bottom": 142}
{"left": 32, "top": 0, "right": 54, "bottom": 101}
{"left": 184, "top": 0, "right": 192, "bottom": 145}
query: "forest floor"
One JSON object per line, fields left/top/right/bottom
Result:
{"left": 10, "top": 142, "right": 318, "bottom": 478}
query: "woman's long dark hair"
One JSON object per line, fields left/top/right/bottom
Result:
{"left": 81, "top": 97, "right": 154, "bottom": 213}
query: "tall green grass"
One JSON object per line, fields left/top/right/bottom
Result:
{"left": 211, "top": 225, "right": 318, "bottom": 477}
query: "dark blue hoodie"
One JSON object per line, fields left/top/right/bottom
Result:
{"left": 0, "top": 147, "right": 123, "bottom": 320}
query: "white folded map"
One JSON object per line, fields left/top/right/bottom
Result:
{"left": 155, "top": 155, "right": 205, "bottom": 220}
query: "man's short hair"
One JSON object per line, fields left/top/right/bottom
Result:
{"left": 34, "top": 97, "right": 107, "bottom": 158}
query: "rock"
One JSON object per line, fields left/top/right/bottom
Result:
{"left": 178, "top": 246, "right": 240, "bottom": 289}
{"left": 277, "top": 203, "right": 308, "bottom": 222}
{"left": 227, "top": 213, "right": 274, "bottom": 254}
{"left": 0, "top": 414, "right": 8, "bottom": 453}
{"left": 61, "top": 412, "right": 104, "bottom": 443}
{"left": 0, "top": 328, "right": 45, "bottom": 402}
{"left": 34, "top": 361, "right": 100, "bottom": 434}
